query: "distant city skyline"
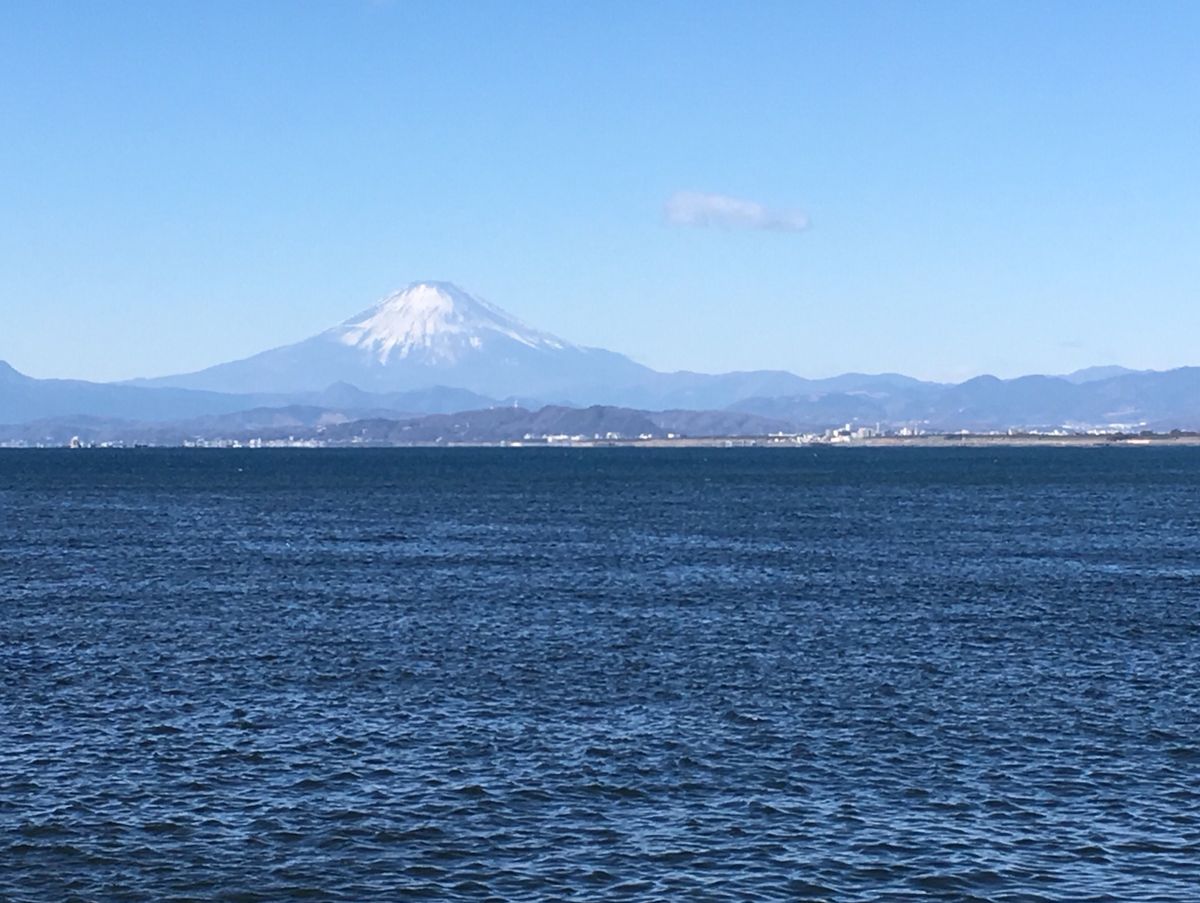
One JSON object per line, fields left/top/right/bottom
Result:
{"left": 2, "top": 1, "right": 1198, "bottom": 384}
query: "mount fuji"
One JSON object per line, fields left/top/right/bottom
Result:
{"left": 12, "top": 279, "right": 1197, "bottom": 434}
{"left": 138, "top": 282, "right": 655, "bottom": 399}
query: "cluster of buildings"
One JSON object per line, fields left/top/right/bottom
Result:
{"left": 530, "top": 431, "right": 679, "bottom": 443}
{"left": 180, "top": 437, "right": 323, "bottom": 448}
{"left": 3, "top": 420, "right": 1175, "bottom": 449}
{"left": 758, "top": 423, "right": 896, "bottom": 445}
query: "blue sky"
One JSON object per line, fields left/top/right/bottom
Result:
{"left": 2, "top": 0, "right": 1197, "bottom": 383}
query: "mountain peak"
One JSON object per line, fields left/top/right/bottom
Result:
{"left": 130, "top": 280, "right": 652, "bottom": 396}
{"left": 329, "top": 282, "right": 571, "bottom": 364}
{"left": 0, "top": 360, "right": 27, "bottom": 384}
{"left": 1062, "top": 365, "right": 1140, "bottom": 385}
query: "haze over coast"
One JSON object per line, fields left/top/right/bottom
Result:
{"left": 3, "top": 282, "right": 1200, "bottom": 446}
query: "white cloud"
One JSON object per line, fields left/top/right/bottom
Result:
{"left": 663, "top": 191, "right": 809, "bottom": 232}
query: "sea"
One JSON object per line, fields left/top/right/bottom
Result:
{"left": 2, "top": 447, "right": 1199, "bottom": 901}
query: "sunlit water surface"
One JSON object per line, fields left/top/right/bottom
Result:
{"left": 2, "top": 448, "right": 1199, "bottom": 901}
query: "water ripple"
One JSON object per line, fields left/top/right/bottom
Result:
{"left": 2, "top": 448, "right": 1200, "bottom": 900}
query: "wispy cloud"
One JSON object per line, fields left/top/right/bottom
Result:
{"left": 663, "top": 191, "right": 809, "bottom": 232}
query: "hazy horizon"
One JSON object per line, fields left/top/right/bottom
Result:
{"left": 0, "top": 279, "right": 1159, "bottom": 388}
{"left": 3, "top": 1, "right": 1198, "bottom": 383}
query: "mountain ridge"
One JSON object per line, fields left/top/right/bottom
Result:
{"left": 133, "top": 282, "right": 655, "bottom": 397}
{"left": 3, "top": 280, "right": 1195, "bottom": 431}
{"left": 5, "top": 355, "right": 1200, "bottom": 434}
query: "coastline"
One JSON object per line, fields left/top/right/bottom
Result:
{"left": 5, "top": 433, "right": 1200, "bottom": 450}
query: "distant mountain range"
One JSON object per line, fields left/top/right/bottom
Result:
{"left": 3, "top": 281, "right": 1199, "bottom": 438}
{"left": 0, "top": 405, "right": 797, "bottom": 447}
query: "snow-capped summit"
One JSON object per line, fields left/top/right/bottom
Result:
{"left": 331, "top": 281, "right": 570, "bottom": 364}
{"left": 139, "top": 281, "right": 653, "bottom": 398}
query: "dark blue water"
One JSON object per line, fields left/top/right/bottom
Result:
{"left": 2, "top": 448, "right": 1199, "bottom": 901}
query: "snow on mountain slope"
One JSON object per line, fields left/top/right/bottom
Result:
{"left": 331, "top": 282, "right": 569, "bottom": 364}
{"left": 139, "top": 282, "right": 654, "bottom": 397}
